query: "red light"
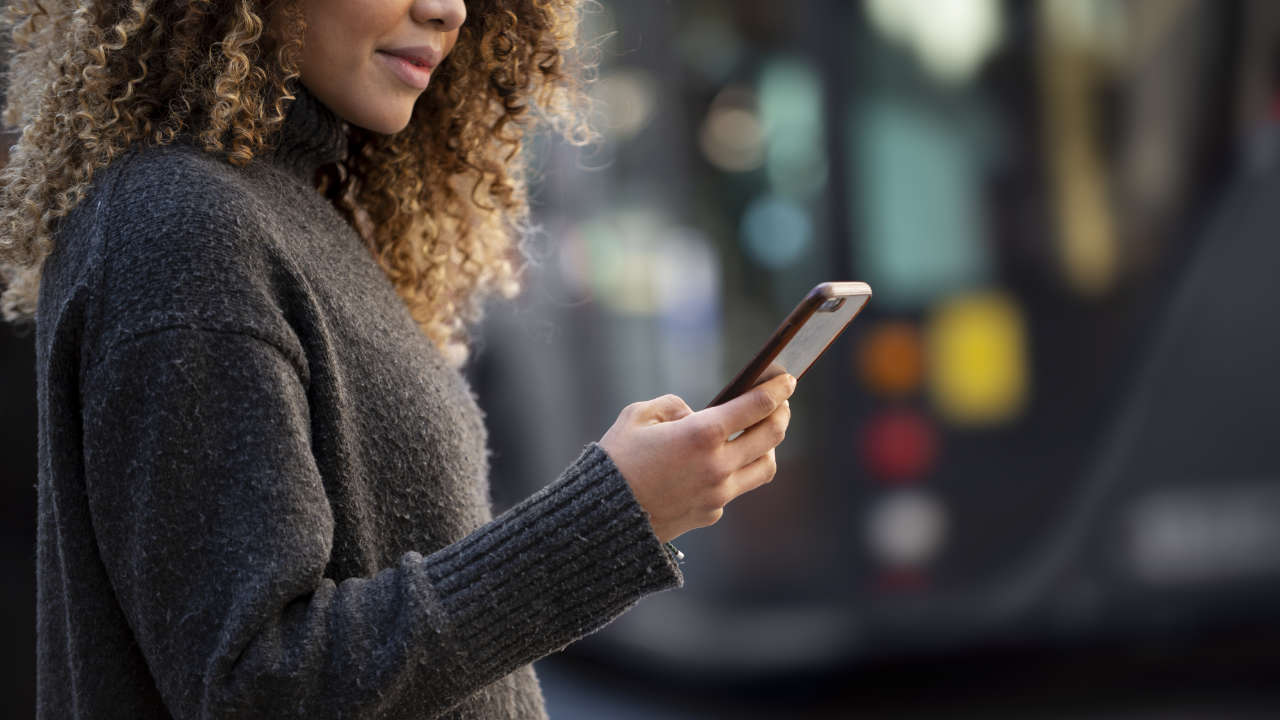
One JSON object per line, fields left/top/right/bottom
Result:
{"left": 859, "top": 409, "right": 939, "bottom": 483}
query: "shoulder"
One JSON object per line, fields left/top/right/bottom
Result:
{"left": 52, "top": 141, "right": 307, "bottom": 364}
{"left": 97, "top": 140, "right": 281, "bottom": 250}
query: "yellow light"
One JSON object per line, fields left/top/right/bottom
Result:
{"left": 927, "top": 290, "right": 1029, "bottom": 425}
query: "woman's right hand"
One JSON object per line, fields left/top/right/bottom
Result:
{"left": 597, "top": 373, "right": 796, "bottom": 543}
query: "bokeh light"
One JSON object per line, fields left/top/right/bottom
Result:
{"left": 858, "top": 321, "right": 926, "bottom": 397}
{"left": 699, "top": 85, "right": 765, "bottom": 173}
{"left": 759, "top": 57, "right": 828, "bottom": 200}
{"left": 1038, "top": 0, "right": 1121, "bottom": 298}
{"left": 865, "top": 0, "right": 1004, "bottom": 86}
{"left": 926, "top": 290, "right": 1029, "bottom": 425}
{"left": 594, "top": 67, "right": 659, "bottom": 141}
{"left": 653, "top": 226, "right": 721, "bottom": 325}
{"left": 578, "top": 208, "right": 667, "bottom": 315}
{"left": 859, "top": 408, "right": 940, "bottom": 482}
{"left": 852, "top": 99, "right": 993, "bottom": 310}
{"left": 865, "top": 488, "right": 948, "bottom": 567}
{"left": 739, "top": 194, "right": 812, "bottom": 270}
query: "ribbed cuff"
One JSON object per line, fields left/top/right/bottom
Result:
{"left": 421, "top": 442, "right": 683, "bottom": 677}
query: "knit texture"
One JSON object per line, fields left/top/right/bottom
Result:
{"left": 33, "top": 86, "right": 682, "bottom": 719}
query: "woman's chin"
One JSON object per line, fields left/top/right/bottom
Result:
{"left": 329, "top": 95, "right": 416, "bottom": 136}
{"left": 351, "top": 108, "right": 414, "bottom": 135}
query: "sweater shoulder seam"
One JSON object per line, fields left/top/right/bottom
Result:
{"left": 84, "top": 323, "right": 310, "bottom": 389}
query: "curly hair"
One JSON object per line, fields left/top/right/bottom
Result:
{"left": 0, "top": 0, "right": 592, "bottom": 363}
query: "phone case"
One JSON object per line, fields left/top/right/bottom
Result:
{"left": 706, "top": 282, "right": 872, "bottom": 408}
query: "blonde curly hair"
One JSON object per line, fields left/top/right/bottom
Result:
{"left": 0, "top": 0, "right": 593, "bottom": 363}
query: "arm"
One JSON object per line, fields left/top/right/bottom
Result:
{"left": 82, "top": 326, "right": 680, "bottom": 719}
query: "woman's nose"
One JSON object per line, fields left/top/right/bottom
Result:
{"left": 411, "top": 0, "right": 466, "bottom": 32}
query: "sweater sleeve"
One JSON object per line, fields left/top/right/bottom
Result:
{"left": 81, "top": 325, "right": 682, "bottom": 719}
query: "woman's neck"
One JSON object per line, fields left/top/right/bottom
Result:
{"left": 268, "top": 83, "right": 350, "bottom": 181}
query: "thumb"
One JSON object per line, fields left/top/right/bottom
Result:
{"left": 646, "top": 394, "right": 694, "bottom": 423}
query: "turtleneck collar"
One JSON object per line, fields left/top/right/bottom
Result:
{"left": 268, "top": 83, "right": 349, "bottom": 181}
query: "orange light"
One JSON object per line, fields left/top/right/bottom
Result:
{"left": 858, "top": 321, "right": 926, "bottom": 396}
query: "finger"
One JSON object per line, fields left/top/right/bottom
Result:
{"left": 701, "top": 373, "right": 795, "bottom": 439}
{"left": 645, "top": 394, "right": 694, "bottom": 424}
{"left": 727, "top": 448, "right": 778, "bottom": 500}
{"left": 724, "top": 401, "right": 790, "bottom": 469}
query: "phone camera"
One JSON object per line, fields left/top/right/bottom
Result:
{"left": 819, "top": 297, "right": 846, "bottom": 312}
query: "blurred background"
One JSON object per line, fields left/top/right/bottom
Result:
{"left": 5, "top": 0, "right": 1280, "bottom": 716}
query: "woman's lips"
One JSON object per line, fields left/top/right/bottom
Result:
{"left": 377, "top": 50, "right": 433, "bottom": 90}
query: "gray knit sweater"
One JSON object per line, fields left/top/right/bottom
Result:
{"left": 34, "top": 87, "right": 682, "bottom": 719}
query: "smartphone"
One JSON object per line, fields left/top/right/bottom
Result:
{"left": 706, "top": 281, "right": 872, "bottom": 408}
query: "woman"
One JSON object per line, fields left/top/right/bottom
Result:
{"left": 0, "top": 0, "right": 794, "bottom": 717}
